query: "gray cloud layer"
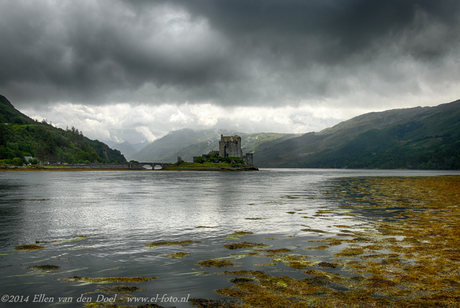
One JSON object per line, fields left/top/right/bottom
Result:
{"left": 1, "top": 0, "right": 460, "bottom": 108}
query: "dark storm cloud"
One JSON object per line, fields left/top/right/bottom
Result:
{"left": 1, "top": 0, "right": 459, "bottom": 108}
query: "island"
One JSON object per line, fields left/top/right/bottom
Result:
{"left": 165, "top": 134, "right": 258, "bottom": 171}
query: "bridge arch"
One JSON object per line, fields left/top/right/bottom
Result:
{"left": 135, "top": 162, "right": 171, "bottom": 170}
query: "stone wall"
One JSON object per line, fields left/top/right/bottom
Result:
{"left": 244, "top": 153, "right": 254, "bottom": 166}
{"left": 219, "top": 135, "right": 243, "bottom": 158}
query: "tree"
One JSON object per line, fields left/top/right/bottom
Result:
{"left": 29, "top": 158, "right": 40, "bottom": 165}
{"left": 194, "top": 156, "right": 206, "bottom": 164}
{"left": 0, "top": 123, "right": 8, "bottom": 146}
{"left": 12, "top": 157, "right": 23, "bottom": 166}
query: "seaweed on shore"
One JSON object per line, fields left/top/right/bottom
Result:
{"left": 96, "top": 285, "right": 143, "bottom": 293}
{"left": 223, "top": 231, "right": 253, "bottom": 240}
{"left": 223, "top": 242, "right": 268, "bottom": 250}
{"left": 197, "top": 259, "right": 237, "bottom": 268}
{"left": 146, "top": 240, "right": 201, "bottom": 248}
{"left": 210, "top": 176, "right": 460, "bottom": 307}
{"left": 162, "top": 252, "right": 192, "bottom": 258}
{"left": 14, "top": 244, "right": 45, "bottom": 250}
{"left": 27, "top": 265, "right": 60, "bottom": 271}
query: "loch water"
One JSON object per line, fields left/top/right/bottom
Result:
{"left": 1, "top": 169, "right": 459, "bottom": 307}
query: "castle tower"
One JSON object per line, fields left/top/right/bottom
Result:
{"left": 219, "top": 135, "right": 243, "bottom": 158}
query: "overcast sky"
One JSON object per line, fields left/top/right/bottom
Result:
{"left": 2, "top": 0, "right": 460, "bottom": 144}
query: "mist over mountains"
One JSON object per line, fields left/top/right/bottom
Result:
{"left": 114, "top": 99, "right": 460, "bottom": 170}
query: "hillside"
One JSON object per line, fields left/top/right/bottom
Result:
{"left": 113, "top": 141, "right": 138, "bottom": 158}
{"left": 255, "top": 100, "right": 460, "bottom": 169}
{"left": 129, "top": 129, "right": 299, "bottom": 163}
{"left": 0, "top": 95, "right": 126, "bottom": 165}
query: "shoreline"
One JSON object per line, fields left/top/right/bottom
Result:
{"left": 0, "top": 165, "right": 259, "bottom": 172}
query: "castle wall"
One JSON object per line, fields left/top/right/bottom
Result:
{"left": 244, "top": 153, "right": 253, "bottom": 166}
{"left": 217, "top": 135, "right": 255, "bottom": 166}
{"left": 219, "top": 135, "right": 243, "bottom": 158}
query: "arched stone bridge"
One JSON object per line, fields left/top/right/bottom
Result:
{"left": 140, "top": 162, "right": 171, "bottom": 169}
{"left": 130, "top": 162, "right": 171, "bottom": 170}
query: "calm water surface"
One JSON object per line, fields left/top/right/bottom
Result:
{"left": 1, "top": 169, "right": 459, "bottom": 307}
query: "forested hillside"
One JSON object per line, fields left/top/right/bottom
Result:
{"left": 0, "top": 95, "right": 126, "bottom": 165}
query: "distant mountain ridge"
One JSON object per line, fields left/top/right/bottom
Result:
{"left": 255, "top": 99, "right": 460, "bottom": 169}
{"left": 0, "top": 95, "right": 126, "bottom": 164}
{"left": 113, "top": 141, "right": 138, "bottom": 158}
{"left": 128, "top": 129, "right": 299, "bottom": 163}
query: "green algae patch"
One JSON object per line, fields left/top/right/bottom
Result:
{"left": 223, "top": 242, "right": 268, "bottom": 250}
{"left": 63, "top": 276, "right": 157, "bottom": 284}
{"left": 316, "top": 261, "right": 338, "bottom": 268}
{"left": 27, "top": 265, "right": 60, "bottom": 271}
{"left": 229, "top": 277, "right": 255, "bottom": 283}
{"left": 96, "top": 285, "right": 143, "bottom": 293}
{"left": 146, "top": 240, "right": 201, "bottom": 248}
{"left": 216, "top": 270, "right": 326, "bottom": 307}
{"left": 272, "top": 254, "right": 316, "bottom": 269}
{"left": 197, "top": 259, "right": 237, "bottom": 268}
{"left": 162, "top": 251, "right": 192, "bottom": 258}
{"left": 223, "top": 231, "right": 253, "bottom": 240}
{"left": 334, "top": 247, "right": 365, "bottom": 257}
{"left": 14, "top": 244, "right": 45, "bottom": 251}
{"left": 255, "top": 263, "right": 277, "bottom": 267}
{"left": 189, "top": 298, "right": 231, "bottom": 308}
{"left": 252, "top": 248, "right": 293, "bottom": 257}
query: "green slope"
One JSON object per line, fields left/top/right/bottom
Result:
{"left": 256, "top": 100, "right": 460, "bottom": 169}
{"left": 0, "top": 95, "right": 126, "bottom": 164}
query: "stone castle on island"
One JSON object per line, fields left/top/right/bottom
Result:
{"left": 194, "top": 135, "right": 254, "bottom": 165}
{"left": 219, "top": 135, "right": 253, "bottom": 165}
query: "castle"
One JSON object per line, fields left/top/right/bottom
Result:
{"left": 219, "top": 135, "right": 253, "bottom": 165}
{"left": 195, "top": 135, "right": 254, "bottom": 165}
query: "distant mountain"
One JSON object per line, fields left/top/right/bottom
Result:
{"left": 255, "top": 99, "right": 460, "bottom": 169}
{"left": 113, "top": 141, "right": 138, "bottom": 159}
{"left": 130, "top": 129, "right": 237, "bottom": 162}
{"left": 0, "top": 95, "right": 126, "bottom": 164}
{"left": 131, "top": 141, "right": 149, "bottom": 152}
{"left": 130, "top": 128, "right": 299, "bottom": 163}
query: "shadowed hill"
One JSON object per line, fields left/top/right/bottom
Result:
{"left": 254, "top": 99, "right": 460, "bottom": 169}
